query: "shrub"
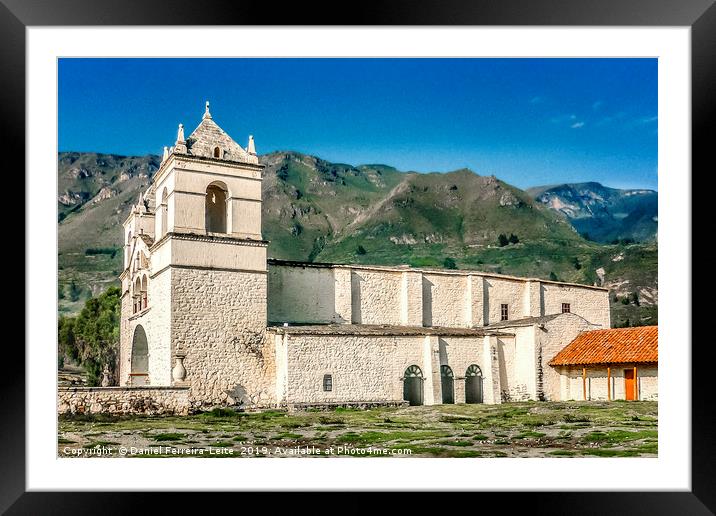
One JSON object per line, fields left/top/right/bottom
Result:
{"left": 443, "top": 257, "right": 457, "bottom": 269}
{"left": 356, "top": 245, "right": 367, "bottom": 255}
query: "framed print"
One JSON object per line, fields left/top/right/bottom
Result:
{"left": 6, "top": 0, "right": 713, "bottom": 512}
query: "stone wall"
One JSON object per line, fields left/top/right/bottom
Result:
{"left": 274, "top": 331, "right": 501, "bottom": 406}
{"left": 171, "top": 267, "right": 276, "bottom": 410}
{"left": 422, "top": 273, "right": 467, "bottom": 327}
{"left": 268, "top": 262, "right": 610, "bottom": 330}
{"left": 541, "top": 283, "right": 611, "bottom": 329}
{"left": 58, "top": 387, "right": 190, "bottom": 416}
{"left": 351, "top": 270, "right": 402, "bottom": 325}
{"left": 119, "top": 267, "right": 172, "bottom": 387}
{"left": 537, "top": 313, "right": 600, "bottom": 401}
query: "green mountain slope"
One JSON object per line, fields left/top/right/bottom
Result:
{"left": 57, "top": 151, "right": 657, "bottom": 327}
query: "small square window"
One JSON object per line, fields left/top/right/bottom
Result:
{"left": 500, "top": 304, "right": 509, "bottom": 321}
{"left": 323, "top": 374, "right": 333, "bottom": 392}
{"left": 562, "top": 303, "right": 571, "bottom": 314}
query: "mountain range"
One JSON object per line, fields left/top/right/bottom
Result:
{"left": 527, "top": 182, "right": 657, "bottom": 243}
{"left": 57, "top": 151, "right": 657, "bottom": 327}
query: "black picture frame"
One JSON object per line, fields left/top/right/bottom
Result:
{"left": 7, "top": 0, "right": 711, "bottom": 512}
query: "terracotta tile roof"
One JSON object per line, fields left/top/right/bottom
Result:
{"left": 549, "top": 326, "right": 657, "bottom": 366}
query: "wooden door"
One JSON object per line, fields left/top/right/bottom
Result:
{"left": 624, "top": 369, "right": 635, "bottom": 400}
{"left": 440, "top": 366, "right": 455, "bottom": 404}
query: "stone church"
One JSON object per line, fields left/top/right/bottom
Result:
{"left": 118, "top": 103, "right": 620, "bottom": 412}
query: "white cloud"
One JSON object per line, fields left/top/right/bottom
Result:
{"left": 571, "top": 121, "right": 585, "bottom": 129}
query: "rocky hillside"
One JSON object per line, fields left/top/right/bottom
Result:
{"left": 58, "top": 151, "right": 657, "bottom": 327}
{"left": 527, "top": 182, "right": 657, "bottom": 243}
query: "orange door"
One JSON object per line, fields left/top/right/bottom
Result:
{"left": 624, "top": 369, "right": 635, "bottom": 400}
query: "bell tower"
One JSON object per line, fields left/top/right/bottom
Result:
{"left": 152, "top": 100, "right": 264, "bottom": 244}
{"left": 119, "top": 102, "right": 272, "bottom": 406}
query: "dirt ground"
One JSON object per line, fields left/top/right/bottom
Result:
{"left": 58, "top": 401, "right": 657, "bottom": 458}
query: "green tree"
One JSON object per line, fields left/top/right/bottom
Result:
{"left": 621, "top": 296, "right": 630, "bottom": 305}
{"left": 630, "top": 291, "right": 640, "bottom": 306}
{"left": 498, "top": 234, "right": 509, "bottom": 247}
{"left": 549, "top": 271, "right": 558, "bottom": 281}
{"left": 58, "top": 283, "right": 65, "bottom": 300}
{"left": 443, "top": 257, "right": 457, "bottom": 269}
{"left": 508, "top": 233, "right": 519, "bottom": 244}
{"left": 64, "top": 286, "right": 121, "bottom": 386}
{"left": 573, "top": 257, "right": 582, "bottom": 270}
{"left": 356, "top": 245, "right": 367, "bottom": 255}
{"left": 69, "top": 280, "right": 82, "bottom": 302}
{"left": 58, "top": 316, "right": 78, "bottom": 363}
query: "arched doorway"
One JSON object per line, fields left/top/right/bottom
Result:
{"left": 403, "top": 365, "right": 424, "bottom": 406}
{"left": 441, "top": 365, "right": 455, "bottom": 404}
{"left": 205, "top": 183, "right": 227, "bottom": 233}
{"left": 465, "top": 364, "right": 484, "bottom": 404}
{"left": 130, "top": 325, "right": 149, "bottom": 386}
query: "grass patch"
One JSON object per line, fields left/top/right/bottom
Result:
{"left": 580, "top": 449, "right": 641, "bottom": 457}
{"left": 82, "top": 440, "right": 119, "bottom": 448}
{"left": 338, "top": 430, "right": 448, "bottom": 444}
{"left": 472, "top": 434, "right": 489, "bottom": 441}
{"left": 514, "top": 431, "right": 546, "bottom": 439}
{"left": 434, "top": 440, "right": 473, "bottom": 447}
{"left": 207, "top": 441, "right": 235, "bottom": 448}
{"left": 272, "top": 433, "right": 303, "bottom": 440}
{"left": 581, "top": 430, "right": 657, "bottom": 444}
{"left": 548, "top": 450, "right": 576, "bottom": 457}
{"left": 153, "top": 432, "right": 186, "bottom": 442}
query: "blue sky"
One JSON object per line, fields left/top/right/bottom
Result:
{"left": 58, "top": 58, "right": 657, "bottom": 190}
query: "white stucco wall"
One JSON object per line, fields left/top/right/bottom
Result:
{"left": 267, "top": 265, "right": 337, "bottom": 324}
{"left": 275, "top": 332, "right": 501, "bottom": 406}
{"left": 538, "top": 313, "right": 600, "bottom": 401}
{"left": 267, "top": 264, "right": 610, "bottom": 330}
{"left": 351, "top": 270, "right": 402, "bottom": 325}
{"left": 541, "top": 283, "right": 611, "bottom": 328}
{"left": 423, "top": 274, "right": 469, "bottom": 327}
{"left": 484, "top": 277, "right": 526, "bottom": 326}
{"left": 280, "top": 334, "right": 424, "bottom": 404}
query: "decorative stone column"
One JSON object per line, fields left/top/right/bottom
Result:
{"left": 172, "top": 352, "right": 187, "bottom": 384}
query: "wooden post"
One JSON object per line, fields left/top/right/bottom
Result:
{"left": 633, "top": 365, "right": 638, "bottom": 401}
{"left": 582, "top": 367, "right": 587, "bottom": 401}
{"left": 607, "top": 366, "right": 611, "bottom": 401}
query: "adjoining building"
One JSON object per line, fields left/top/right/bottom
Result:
{"left": 61, "top": 103, "right": 657, "bottom": 415}
{"left": 549, "top": 326, "right": 658, "bottom": 401}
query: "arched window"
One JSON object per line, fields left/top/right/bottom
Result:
{"left": 160, "top": 188, "right": 168, "bottom": 238}
{"left": 440, "top": 365, "right": 455, "bottom": 404}
{"left": 205, "top": 184, "right": 227, "bottom": 233}
{"left": 130, "top": 325, "right": 149, "bottom": 386}
{"left": 465, "top": 364, "right": 484, "bottom": 404}
{"left": 125, "top": 230, "right": 132, "bottom": 266}
{"left": 133, "top": 277, "right": 142, "bottom": 313}
{"left": 403, "top": 365, "right": 424, "bottom": 406}
{"left": 213, "top": 146, "right": 221, "bottom": 158}
{"left": 141, "top": 275, "right": 148, "bottom": 310}
{"left": 323, "top": 374, "right": 333, "bottom": 392}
